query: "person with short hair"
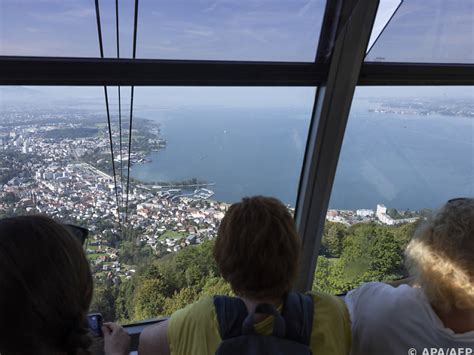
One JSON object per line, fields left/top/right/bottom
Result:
{"left": 346, "top": 198, "right": 474, "bottom": 354}
{"left": 139, "top": 196, "right": 351, "bottom": 355}
{"left": 0, "top": 215, "right": 130, "bottom": 355}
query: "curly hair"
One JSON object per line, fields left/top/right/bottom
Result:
{"left": 405, "top": 198, "right": 474, "bottom": 313}
{"left": 213, "top": 196, "right": 301, "bottom": 300}
{"left": 0, "top": 216, "right": 93, "bottom": 355}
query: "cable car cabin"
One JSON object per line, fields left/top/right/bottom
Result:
{"left": 0, "top": 0, "right": 473, "bottom": 353}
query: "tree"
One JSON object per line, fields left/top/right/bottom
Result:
{"left": 115, "top": 240, "right": 223, "bottom": 321}
{"left": 162, "top": 287, "right": 199, "bottom": 316}
{"left": 387, "top": 208, "right": 402, "bottom": 219}
{"left": 313, "top": 256, "right": 341, "bottom": 294}
{"left": 320, "top": 222, "right": 348, "bottom": 257}
{"left": 115, "top": 278, "right": 137, "bottom": 322}
{"left": 2, "top": 192, "right": 19, "bottom": 204}
{"left": 334, "top": 224, "right": 405, "bottom": 290}
{"left": 119, "top": 240, "right": 153, "bottom": 265}
{"left": 133, "top": 279, "right": 168, "bottom": 320}
{"left": 173, "top": 240, "right": 218, "bottom": 289}
{"left": 200, "top": 277, "right": 233, "bottom": 297}
{"left": 313, "top": 222, "right": 412, "bottom": 294}
{"left": 90, "top": 282, "right": 117, "bottom": 322}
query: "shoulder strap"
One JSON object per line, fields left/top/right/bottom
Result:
{"left": 213, "top": 295, "right": 249, "bottom": 340}
{"left": 242, "top": 303, "right": 286, "bottom": 338}
{"left": 281, "top": 292, "right": 314, "bottom": 345}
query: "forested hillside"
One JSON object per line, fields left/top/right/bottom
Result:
{"left": 313, "top": 221, "right": 417, "bottom": 294}
{"left": 91, "top": 221, "right": 419, "bottom": 323}
{"left": 91, "top": 240, "right": 232, "bottom": 322}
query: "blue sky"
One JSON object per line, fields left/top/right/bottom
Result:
{"left": 0, "top": 0, "right": 472, "bottom": 62}
{"left": 0, "top": 0, "right": 325, "bottom": 61}
{"left": 0, "top": 0, "right": 472, "bottom": 106}
{"left": 367, "top": 0, "right": 474, "bottom": 63}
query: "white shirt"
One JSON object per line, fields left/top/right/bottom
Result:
{"left": 346, "top": 282, "right": 474, "bottom": 355}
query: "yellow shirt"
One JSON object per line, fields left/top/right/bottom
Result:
{"left": 167, "top": 291, "right": 351, "bottom": 355}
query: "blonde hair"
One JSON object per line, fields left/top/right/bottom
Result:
{"left": 405, "top": 198, "right": 474, "bottom": 313}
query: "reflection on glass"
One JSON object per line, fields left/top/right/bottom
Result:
{"left": 366, "top": 0, "right": 474, "bottom": 63}
{"left": 314, "top": 86, "right": 474, "bottom": 295}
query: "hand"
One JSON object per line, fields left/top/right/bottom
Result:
{"left": 102, "top": 322, "right": 131, "bottom": 355}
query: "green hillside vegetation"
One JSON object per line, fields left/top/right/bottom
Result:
{"left": 42, "top": 127, "right": 98, "bottom": 139}
{"left": 90, "top": 220, "right": 420, "bottom": 323}
{"left": 313, "top": 221, "right": 417, "bottom": 294}
{"left": 91, "top": 240, "right": 233, "bottom": 322}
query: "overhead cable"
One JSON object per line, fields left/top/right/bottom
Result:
{"left": 115, "top": 0, "right": 124, "bottom": 206}
{"left": 125, "top": 0, "right": 139, "bottom": 224}
{"left": 94, "top": 0, "right": 122, "bottom": 229}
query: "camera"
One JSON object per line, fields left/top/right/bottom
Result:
{"left": 87, "top": 313, "right": 103, "bottom": 337}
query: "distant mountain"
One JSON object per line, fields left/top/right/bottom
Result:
{"left": 0, "top": 86, "right": 44, "bottom": 102}
{"left": 0, "top": 86, "right": 103, "bottom": 108}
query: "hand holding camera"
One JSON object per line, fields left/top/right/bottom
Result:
{"left": 102, "top": 322, "right": 131, "bottom": 355}
{"left": 88, "top": 313, "right": 130, "bottom": 355}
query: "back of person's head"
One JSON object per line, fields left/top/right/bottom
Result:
{"left": 0, "top": 215, "right": 93, "bottom": 354}
{"left": 406, "top": 198, "right": 474, "bottom": 313}
{"left": 213, "top": 196, "right": 301, "bottom": 300}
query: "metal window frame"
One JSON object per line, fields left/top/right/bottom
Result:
{"left": 294, "top": 0, "right": 381, "bottom": 292}
{"left": 0, "top": 56, "right": 329, "bottom": 86}
{"left": 0, "top": 56, "right": 473, "bottom": 86}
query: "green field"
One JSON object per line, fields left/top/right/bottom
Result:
{"left": 87, "top": 253, "right": 103, "bottom": 260}
{"left": 158, "top": 230, "right": 186, "bottom": 241}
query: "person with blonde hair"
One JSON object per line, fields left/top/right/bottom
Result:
{"left": 346, "top": 198, "right": 474, "bottom": 354}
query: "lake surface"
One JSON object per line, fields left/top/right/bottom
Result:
{"left": 131, "top": 101, "right": 473, "bottom": 210}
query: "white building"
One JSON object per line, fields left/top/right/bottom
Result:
{"left": 22, "top": 141, "right": 28, "bottom": 154}
{"left": 356, "top": 209, "right": 374, "bottom": 217}
{"left": 376, "top": 204, "right": 417, "bottom": 225}
{"left": 376, "top": 204, "right": 395, "bottom": 225}
{"left": 376, "top": 204, "right": 387, "bottom": 215}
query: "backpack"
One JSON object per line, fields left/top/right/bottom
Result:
{"left": 213, "top": 292, "right": 314, "bottom": 355}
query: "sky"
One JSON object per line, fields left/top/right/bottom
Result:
{"left": 0, "top": 0, "right": 325, "bottom": 61}
{"left": 367, "top": 0, "right": 474, "bottom": 63}
{"left": 0, "top": 0, "right": 473, "bottom": 106}
{"left": 1, "top": 0, "right": 472, "bottom": 62}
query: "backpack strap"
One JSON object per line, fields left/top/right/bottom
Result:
{"left": 241, "top": 303, "right": 286, "bottom": 338}
{"left": 281, "top": 292, "right": 314, "bottom": 346}
{"left": 214, "top": 293, "right": 314, "bottom": 344}
{"left": 213, "top": 295, "right": 249, "bottom": 340}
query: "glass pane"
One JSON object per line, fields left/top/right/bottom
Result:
{"left": 0, "top": 0, "right": 100, "bottom": 57}
{"left": 0, "top": 0, "right": 326, "bottom": 61}
{"left": 0, "top": 86, "right": 314, "bottom": 322}
{"left": 314, "top": 86, "right": 474, "bottom": 295}
{"left": 131, "top": 87, "right": 314, "bottom": 204}
{"left": 366, "top": 0, "right": 474, "bottom": 63}
{"left": 367, "top": 0, "right": 402, "bottom": 51}
{"left": 137, "top": 0, "right": 326, "bottom": 61}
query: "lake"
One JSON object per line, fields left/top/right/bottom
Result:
{"left": 131, "top": 101, "right": 473, "bottom": 210}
